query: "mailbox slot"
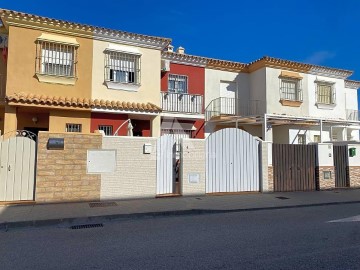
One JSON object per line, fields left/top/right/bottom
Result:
{"left": 47, "top": 138, "right": 65, "bottom": 150}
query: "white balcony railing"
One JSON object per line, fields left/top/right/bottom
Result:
{"left": 205, "top": 97, "right": 265, "bottom": 121}
{"left": 161, "top": 92, "right": 203, "bottom": 114}
{"left": 346, "top": 109, "right": 360, "bottom": 121}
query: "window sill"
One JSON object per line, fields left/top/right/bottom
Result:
{"left": 36, "top": 73, "right": 77, "bottom": 85}
{"left": 316, "top": 103, "right": 336, "bottom": 110}
{"left": 280, "top": 99, "right": 302, "bottom": 107}
{"left": 105, "top": 81, "right": 140, "bottom": 92}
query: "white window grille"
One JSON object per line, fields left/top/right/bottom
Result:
{"left": 104, "top": 51, "right": 140, "bottom": 84}
{"left": 280, "top": 79, "right": 302, "bottom": 101}
{"left": 316, "top": 82, "right": 336, "bottom": 105}
{"left": 36, "top": 41, "right": 77, "bottom": 77}
{"left": 298, "top": 134, "right": 306, "bottom": 145}
{"left": 98, "top": 125, "right": 113, "bottom": 136}
{"left": 313, "top": 135, "right": 321, "bottom": 143}
{"left": 66, "top": 123, "right": 82, "bottom": 133}
{"left": 168, "top": 74, "right": 188, "bottom": 93}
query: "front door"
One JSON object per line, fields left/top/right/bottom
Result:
{"left": 333, "top": 145, "right": 350, "bottom": 188}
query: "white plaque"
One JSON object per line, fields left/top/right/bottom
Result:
{"left": 188, "top": 173, "right": 200, "bottom": 184}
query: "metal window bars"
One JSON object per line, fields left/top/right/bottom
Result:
{"left": 98, "top": 125, "right": 113, "bottom": 136}
{"left": 36, "top": 41, "right": 77, "bottom": 77}
{"left": 104, "top": 51, "right": 141, "bottom": 84}
{"left": 168, "top": 74, "right": 188, "bottom": 93}
{"left": 65, "top": 124, "right": 82, "bottom": 133}
{"left": 280, "top": 79, "right": 303, "bottom": 101}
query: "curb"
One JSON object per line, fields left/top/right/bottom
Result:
{"left": 2, "top": 200, "right": 360, "bottom": 231}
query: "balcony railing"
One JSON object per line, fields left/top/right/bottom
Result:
{"left": 205, "top": 97, "right": 265, "bottom": 121}
{"left": 161, "top": 92, "right": 203, "bottom": 114}
{"left": 346, "top": 109, "right": 360, "bottom": 121}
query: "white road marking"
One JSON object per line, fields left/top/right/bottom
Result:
{"left": 328, "top": 215, "right": 360, "bottom": 223}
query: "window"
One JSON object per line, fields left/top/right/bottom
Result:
{"left": 168, "top": 74, "right": 188, "bottom": 93}
{"left": 66, "top": 123, "right": 82, "bottom": 133}
{"left": 105, "top": 51, "right": 140, "bottom": 84}
{"left": 298, "top": 134, "right": 306, "bottom": 145}
{"left": 98, "top": 125, "right": 113, "bottom": 136}
{"left": 316, "top": 82, "right": 335, "bottom": 105}
{"left": 36, "top": 41, "right": 77, "bottom": 77}
{"left": 280, "top": 78, "right": 302, "bottom": 101}
{"left": 313, "top": 135, "right": 321, "bottom": 143}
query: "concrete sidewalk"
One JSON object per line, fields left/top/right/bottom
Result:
{"left": 1, "top": 189, "right": 360, "bottom": 229}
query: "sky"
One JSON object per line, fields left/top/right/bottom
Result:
{"left": 1, "top": 1, "right": 359, "bottom": 79}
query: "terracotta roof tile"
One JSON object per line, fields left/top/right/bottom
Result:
{"left": 6, "top": 93, "right": 162, "bottom": 113}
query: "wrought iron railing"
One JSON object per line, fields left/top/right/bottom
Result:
{"left": 161, "top": 92, "right": 203, "bottom": 114}
{"left": 346, "top": 109, "right": 360, "bottom": 121}
{"left": 205, "top": 97, "right": 264, "bottom": 121}
{"left": 280, "top": 87, "right": 303, "bottom": 102}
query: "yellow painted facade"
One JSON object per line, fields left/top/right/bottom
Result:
{"left": 49, "top": 110, "right": 91, "bottom": 133}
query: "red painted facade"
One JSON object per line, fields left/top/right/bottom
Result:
{"left": 90, "top": 113, "right": 151, "bottom": 137}
{"left": 161, "top": 62, "right": 205, "bottom": 139}
{"left": 161, "top": 63, "right": 205, "bottom": 95}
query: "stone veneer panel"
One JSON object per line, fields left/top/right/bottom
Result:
{"left": 36, "top": 132, "right": 102, "bottom": 203}
{"left": 268, "top": 166, "right": 274, "bottom": 192}
{"left": 349, "top": 166, "right": 360, "bottom": 188}
{"left": 317, "top": 166, "right": 335, "bottom": 190}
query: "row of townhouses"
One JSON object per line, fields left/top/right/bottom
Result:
{"left": 0, "top": 9, "right": 359, "bottom": 145}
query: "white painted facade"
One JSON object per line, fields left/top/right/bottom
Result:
{"left": 205, "top": 65, "right": 360, "bottom": 143}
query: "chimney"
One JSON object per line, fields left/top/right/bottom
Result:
{"left": 167, "top": 44, "right": 174, "bottom": 53}
{"left": 176, "top": 46, "right": 185, "bottom": 54}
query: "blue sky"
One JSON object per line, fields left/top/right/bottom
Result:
{"left": 1, "top": 0, "right": 359, "bottom": 81}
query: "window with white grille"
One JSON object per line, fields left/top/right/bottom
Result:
{"left": 298, "top": 134, "right": 306, "bottom": 145}
{"left": 316, "top": 82, "right": 335, "bottom": 105}
{"left": 66, "top": 123, "right": 82, "bottom": 133}
{"left": 104, "top": 51, "right": 140, "bottom": 84}
{"left": 36, "top": 41, "right": 78, "bottom": 77}
{"left": 280, "top": 79, "right": 302, "bottom": 101}
{"left": 168, "top": 74, "right": 188, "bottom": 93}
{"left": 98, "top": 125, "right": 113, "bottom": 136}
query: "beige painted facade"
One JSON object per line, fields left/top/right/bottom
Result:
{"left": 91, "top": 39, "right": 161, "bottom": 106}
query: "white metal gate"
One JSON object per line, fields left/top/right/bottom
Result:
{"left": 0, "top": 131, "right": 37, "bottom": 201}
{"left": 156, "top": 135, "right": 176, "bottom": 195}
{"left": 206, "top": 128, "right": 260, "bottom": 193}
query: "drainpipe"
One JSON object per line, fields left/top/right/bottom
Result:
{"left": 263, "top": 114, "right": 267, "bottom": 141}
{"left": 320, "top": 119, "right": 323, "bottom": 143}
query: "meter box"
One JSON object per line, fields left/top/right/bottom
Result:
{"left": 349, "top": 147, "right": 356, "bottom": 157}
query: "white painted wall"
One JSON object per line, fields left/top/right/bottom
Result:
{"left": 265, "top": 67, "right": 308, "bottom": 116}
{"left": 348, "top": 144, "right": 360, "bottom": 166}
{"left": 204, "top": 68, "right": 250, "bottom": 109}
{"left": 317, "top": 143, "right": 334, "bottom": 166}
{"left": 249, "top": 68, "right": 266, "bottom": 115}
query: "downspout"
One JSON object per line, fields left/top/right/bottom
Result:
{"left": 320, "top": 119, "right": 323, "bottom": 143}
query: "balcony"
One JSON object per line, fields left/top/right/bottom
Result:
{"left": 205, "top": 97, "right": 265, "bottom": 121}
{"left": 161, "top": 92, "right": 203, "bottom": 114}
{"left": 346, "top": 110, "right": 360, "bottom": 121}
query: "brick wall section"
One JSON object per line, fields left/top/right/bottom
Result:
{"left": 268, "top": 166, "right": 274, "bottom": 192}
{"left": 318, "top": 166, "right": 335, "bottom": 190}
{"left": 101, "top": 137, "right": 157, "bottom": 200}
{"left": 36, "top": 132, "right": 102, "bottom": 203}
{"left": 181, "top": 139, "right": 206, "bottom": 196}
{"left": 349, "top": 166, "right": 360, "bottom": 188}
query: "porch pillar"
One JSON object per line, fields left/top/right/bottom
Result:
{"left": 151, "top": 115, "right": 161, "bottom": 137}
{"left": 3, "top": 105, "right": 17, "bottom": 135}
{"left": 262, "top": 115, "right": 273, "bottom": 142}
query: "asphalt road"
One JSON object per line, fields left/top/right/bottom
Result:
{"left": 1, "top": 204, "right": 360, "bottom": 270}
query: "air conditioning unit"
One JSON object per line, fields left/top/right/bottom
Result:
{"left": 161, "top": 59, "right": 170, "bottom": 72}
{"left": 0, "top": 34, "right": 8, "bottom": 48}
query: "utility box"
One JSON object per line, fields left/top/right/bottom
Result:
{"left": 47, "top": 138, "right": 64, "bottom": 150}
{"left": 349, "top": 147, "right": 356, "bottom": 157}
{"left": 143, "top": 143, "right": 152, "bottom": 154}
